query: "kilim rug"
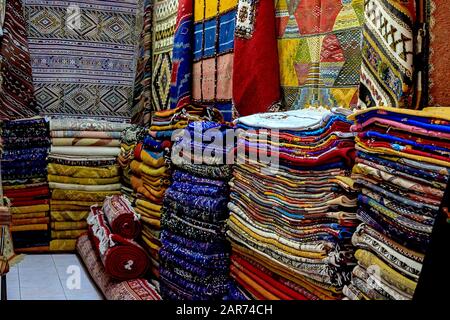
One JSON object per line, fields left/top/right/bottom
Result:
{"left": 358, "top": 0, "right": 416, "bottom": 109}
{"left": 0, "top": 0, "right": 37, "bottom": 120}
{"left": 276, "top": 0, "right": 364, "bottom": 110}
{"left": 192, "top": 0, "right": 238, "bottom": 121}
{"left": 131, "top": 0, "right": 153, "bottom": 125}
{"left": 23, "top": 0, "right": 141, "bottom": 120}
{"left": 427, "top": 0, "right": 450, "bottom": 106}
{"left": 151, "top": 0, "right": 179, "bottom": 112}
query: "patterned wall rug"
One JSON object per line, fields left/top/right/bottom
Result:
{"left": 276, "top": 0, "right": 364, "bottom": 110}
{"left": 0, "top": 0, "right": 37, "bottom": 120}
{"left": 23, "top": 0, "right": 141, "bottom": 120}
{"left": 151, "top": 0, "right": 178, "bottom": 112}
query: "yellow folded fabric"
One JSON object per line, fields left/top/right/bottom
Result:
{"left": 135, "top": 207, "right": 161, "bottom": 219}
{"left": 11, "top": 224, "right": 48, "bottom": 232}
{"left": 51, "top": 189, "right": 120, "bottom": 201}
{"left": 140, "top": 216, "right": 161, "bottom": 228}
{"left": 51, "top": 229, "right": 86, "bottom": 239}
{"left": 48, "top": 174, "right": 120, "bottom": 185}
{"left": 139, "top": 150, "right": 166, "bottom": 168}
{"left": 47, "top": 163, "right": 120, "bottom": 178}
{"left": 355, "top": 249, "right": 417, "bottom": 297}
{"left": 10, "top": 204, "right": 50, "bottom": 214}
{"left": 11, "top": 212, "right": 47, "bottom": 219}
{"left": 348, "top": 106, "right": 450, "bottom": 121}
{"left": 130, "top": 160, "right": 169, "bottom": 177}
{"left": 51, "top": 221, "right": 88, "bottom": 231}
{"left": 50, "top": 200, "right": 99, "bottom": 210}
{"left": 50, "top": 239, "right": 77, "bottom": 252}
{"left": 141, "top": 234, "right": 161, "bottom": 251}
{"left": 135, "top": 198, "right": 162, "bottom": 212}
{"left": 51, "top": 211, "right": 90, "bottom": 222}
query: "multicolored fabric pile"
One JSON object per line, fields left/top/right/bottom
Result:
{"left": 77, "top": 233, "right": 161, "bottom": 300}
{"left": 344, "top": 107, "right": 450, "bottom": 300}
{"left": 1, "top": 118, "right": 51, "bottom": 253}
{"left": 118, "top": 125, "right": 147, "bottom": 198}
{"left": 227, "top": 108, "right": 358, "bottom": 300}
{"left": 130, "top": 105, "right": 223, "bottom": 280}
{"left": 47, "top": 118, "right": 129, "bottom": 252}
{"left": 159, "top": 120, "right": 234, "bottom": 300}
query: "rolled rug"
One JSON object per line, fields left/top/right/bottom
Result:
{"left": 87, "top": 206, "right": 149, "bottom": 281}
{"left": 76, "top": 234, "right": 161, "bottom": 300}
{"left": 102, "top": 195, "right": 141, "bottom": 239}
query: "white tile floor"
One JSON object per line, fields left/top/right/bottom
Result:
{"left": 4, "top": 254, "right": 104, "bottom": 300}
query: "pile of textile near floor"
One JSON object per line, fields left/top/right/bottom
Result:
{"left": 76, "top": 194, "right": 161, "bottom": 300}
{"left": 130, "top": 105, "right": 225, "bottom": 284}
{"left": 159, "top": 119, "right": 237, "bottom": 300}
{"left": 1, "top": 118, "right": 51, "bottom": 252}
{"left": 343, "top": 107, "right": 450, "bottom": 300}
{"left": 227, "top": 107, "right": 359, "bottom": 300}
{"left": 47, "top": 118, "right": 130, "bottom": 252}
{"left": 118, "top": 125, "right": 147, "bottom": 199}
{"left": 129, "top": 109, "right": 176, "bottom": 280}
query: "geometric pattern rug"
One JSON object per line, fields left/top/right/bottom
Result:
{"left": 23, "top": 0, "right": 140, "bottom": 120}
{"left": 276, "top": 0, "right": 364, "bottom": 110}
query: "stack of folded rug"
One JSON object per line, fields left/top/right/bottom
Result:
{"left": 159, "top": 120, "right": 234, "bottom": 300}
{"left": 130, "top": 111, "right": 173, "bottom": 279}
{"left": 1, "top": 118, "right": 51, "bottom": 252}
{"left": 227, "top": 108, "right": 358, "bottom": 300}
{"left": 343, "top": 107, "right": 450, "bottom": 300}
{"left": 130, "top": 106, "right": 224, "bottom": 281}
{"left": 47, "top": 118, "right": 129, "bottom": 252}
{"left": 118, "top": 125, "right": 147, "bottom": 199}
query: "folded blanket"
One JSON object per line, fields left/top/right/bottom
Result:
{"left": 12, "top": 217, "right": 50, "bottom": 225}
{"left": 49, "top": 182, "right": 122, "bottom": 191}
{"left": 76, "top": 234, "right": 161, "bottom": 300}
{"left": 102, "top": 195, "right": 141, "bottom": 239}
{"left": 51, "top": 221, "right": 88, "bottom": 231}
{"left": 11, "top": 224, "right": 49, "bottom": 232}
{"left": 50, "top": 146, "right": 121, "bottom": 157}
{"left": 48, "top": 175, "right": 120, "bottom": 185}
{"left": 87, "top": 206, "right": 149, "bottom": 280}
{"left": 52, "top": 138, "right": 121, "bottom": 147}
{"left": 51, "top": 211, "right": 89, "bottom": 222}
{"left": 49, "top": 118, "right": 130, "bottom": 132}
{"left": 10, "top": 204, "right": 50, "bottom": 214}
{"left": 51, "top": 130, "right": 123, "bottom": 139}
{"left": 51, "top": 189, "right": 121, "bottom": 202}
{"left": 48, "top": 163, "right": 120, "bottom": 178}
